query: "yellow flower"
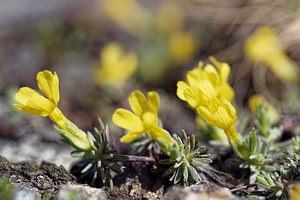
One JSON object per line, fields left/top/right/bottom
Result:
{"left": 94, "top": 42, "right": 138, "bottom": 88}
{"left": 197, "top": 97, "right": 238, "bottom": 142}
{"left": 196, "top": 115, "right": 229, "bottom": 146}
{"left": 156, "top": 2, "right": 184, "bottom": 33}
{"left": 103, "top": 0, "right": 151, "bottom": 36}
{"left": 168, "top": 31, "right": 197, "bottom": 64}
{"left": 288, "top": 182, "right": 300, "bottom": 200}
{"left": 112, "top": 90, "right": 176, "bottom": 153}
{"left": 14, "top": 70, "right": 91, "bottom": 151}
{"left": 248, "top": 94, "right": 279, "bottom": 124}
{"left": 245, "top": 26, "right": 299, "bottom": 82}
{"left": 177, "top": 57, "right": 234, "bottom": 108}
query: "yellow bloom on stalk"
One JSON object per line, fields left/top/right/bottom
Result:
{"left": 112, "top": 90, "right": 177, "bottom": 154}
{"left": 14, "top": 70, "right": 91, "bottom": 151}
{"left": 249, "top": 94, "right": 279, "bottom": 124}
{"left": 103, "top": 0, "right": 151, "bottom": 36}
{"left": 169, "top": 31, "right": 197, "bottom": 64}
{"left": 177, "top": 57, "right": 240, "bottom": 143}
{"left": 197, "top": 97, "right": 238, "bottom": 142}
{"left": 177, "top": 57, "right": 234, "bottom": 108}
{"left": 196, "top": 116, "right": 229, "bottom": 146}
{"left": 245, "top": 26, "right": 299, "bottom": 82}
{"left": 94, "top": 42, "right": 138, "bottom": 88}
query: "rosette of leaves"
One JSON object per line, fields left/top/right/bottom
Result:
{"left": 159, "top": 131, "right": 212, "bottom": 186}
{"left": 238, "top": 128, "right": 279, "bottom": 183}
{"left": 256, "top": 171, "right": 285, "bottom": 197}
{"left": 256, "top": 152, "right": 300, "bottom": 198}
{"left": 55, "top": 118, "right": 128, "bottom": 188}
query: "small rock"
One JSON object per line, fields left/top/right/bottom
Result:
{"left": 164, "top": 183, "right": 239, "bottom": 200}
{"left": 0, "top": 138, "right": 75, "bottom": 169}
{"left": 56, "top": 183, "right": 108, "bottom": 200}
{"left": 14, "top": 183, "right": 37, "bottom": 200}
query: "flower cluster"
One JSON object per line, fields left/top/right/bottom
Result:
{"left": 177, "top": 57, "right": 238, "bottom": 143}
{"left": 112, "top": 90, "right": 177, "bottom": 154}
{"left": 245, "top": 26, "right": 299, "bottom": 83}
{"left": 14, "top": 70, "right": 91, "bottom": 151}
{"left": 94, "top": 42, "right": 138, "bottom": 88}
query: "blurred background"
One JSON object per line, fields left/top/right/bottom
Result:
{"left": 1, "top": 0, "right": 300, "bottom": 160}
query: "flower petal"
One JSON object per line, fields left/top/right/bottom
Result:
{"left": 217, "top": 83, "right": 234, "bottom": 102}
{"left": 184, "top": 86, "right": 201, "bottom": 108}
{"left": 36, "top": 70, "right": 59, "bottom": 105}
{"left": 209, "top": 56, "right": 231, "bottom": 83}
{"left": 176, "top": 81, "right": 189, "bottom": 101}
{"left": 120, "top": 131, "right": 143, "bottom": 143}
{"left": 112, "top": 108, "right": 144, "bottom": 131}
{"left": 14, "top": 87, "right": 55, "bottom": 116}
{"left": 186, "top": 65, "right": 202, "bottom": 86}
{"left": 128, "top": 90, "right": 151, "bottom": 116}
{"left": 203, "top": 64, "right": 218, "bottom": 85}
{"left": 147, "top": 91, "right": 160, "bottom": 114}
{"left": 15, "top": 87, "right": 37, "bottom": 105}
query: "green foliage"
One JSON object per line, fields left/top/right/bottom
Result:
{"left": 239, "top": 129, "right": 276, "bottom": 174}
{"left": 159, "top": 131, "right": 212, "bottom": 186}
{"left": 0, "top": 178, "right": 14, "bottom": 200}
{"left": 256, "top": 171, "right": 285, "bottom": 197}
{"left": 253, "top": 102, "right": 282, "bottom": 142}
{"left": 253, "top": 143, "right": 300, "bottom": 198}
{"left": 292, "top": 136, "right": 300, "bottom": 154}
{"left": 58, "top": 118, "right": 128, "bottom": 188}
{"left": 255, "top": 103, "right": 272, "bottom": 138}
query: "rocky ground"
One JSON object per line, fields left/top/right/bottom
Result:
{"left": 0, "top": 137, "right": 240, "bottom": 200}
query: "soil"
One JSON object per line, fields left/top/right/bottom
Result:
{"left": 0, "top": 156, "right": 76, "bottom": 199}
{"left": 108, "top": 177, "right": 164, "bottom": 200}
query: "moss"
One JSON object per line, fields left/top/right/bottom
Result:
{"left": 0, "top": 178, "right": 14, "bottom": 200}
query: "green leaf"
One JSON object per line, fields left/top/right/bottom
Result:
{"left": 99, "top": 167, "right": 105, "bottom": 183}
{"left": 183, "top": 166, "right": 188, "bottom": 183}
{"left": 102, "top": 160, "right": 124, "bottom": 173}
{"left": 170, "top": 148, "right": 180, "bottom": 159}
{"left": 174, "top": 161, "right": 183, "bottom": 168}
{"left": 92, "top": 171, "right": 98, "bottom": 184}
{"left": 157, "top": 138, "right": 169, "bottom": 153}
{"left": 249, "top": 128, "right": 257, "bottom": 154}
{"left": 181, "top": 130, "right": 187, "bottom": 141}
{"left": 188, "top": 165, "right": 200, "bottom": 182}
{"left": 81, "top": 163, "right": 93, "bottom": 173}
{"left": 102, "top": 154, "right": 113, "bottom": 159}
{"left": 97, "top": 160, "right": 102, "bottom": 168}
{"left": 71, "top": 150, "right": 85, "bottom": 158}
{"left": 190, "top": 135, "right": 195, "bottom": 150}
{"left": 188, "top": 150, "right": 199, "bottom": 158}
{"left": 87, "top": 131, "right": 97, "bottom": 150}
{"left": 98, "top": 117, "right": 105, "bottom": 130}
{"left": 162, "top": 165, "right": 176, "bottom": 177}
{"left": 183, "top": 144, "right": 190, "bottom": 155}
{"left": 174, "top": 164, "right": 184, "bottom": 184}
{"left": 193, "top": 158, "right": 212, "bottom": 164}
